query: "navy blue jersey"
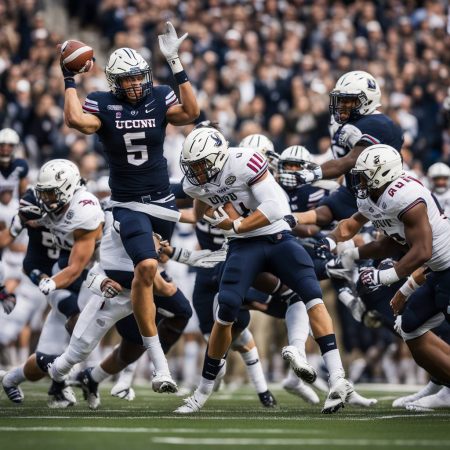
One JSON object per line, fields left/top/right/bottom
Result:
{"left": 0, "top": 159, "right": 28, "bottom": 197}
{"left": 286, "top": 185, "right": 328, "bottom": 213}
{"left": 331, "top": 113, "right": 403, "bottom": 188}
{"left": 20, "top": 188, "right": 59, "bottom": 277}
{"left": 83, "top": 86, "right": 179, "bottom": 202}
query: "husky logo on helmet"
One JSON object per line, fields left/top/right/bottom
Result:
{"left": 329, "top": 71, "right": 381, "bottom": 124}
{"left": 180, "top": 127, "right": 229, "bottom": 186}
{"left": 105, "top": 48, "right": 153, "bottom": 101}
{"left": 351, "top": 144, "right": 404, "bottom": 199}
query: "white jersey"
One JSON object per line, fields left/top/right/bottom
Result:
{"left": 434, "top": 189, "right": 450, "bottom": 217}
{"left": 183, "top": 147, "right": 290, "bottom": 238}
{"left": 41, "top": 187, "right": 104, "bottom": 251}
{"left": 357, "top": 175, "right": 450, "bottom": 272}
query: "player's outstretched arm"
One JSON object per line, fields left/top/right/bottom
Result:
{"left": 320, "top": 143, "right": 369, "bottom": 180}
{"left": 64, "top": 88, "right": 101, "bottom": 134}
{"left": 329, "top": 212, "right": 368, "bottom": 243}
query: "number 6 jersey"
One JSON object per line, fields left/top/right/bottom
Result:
{"left": 357, "top": 175, "right": 450, "bottom": 271}
{"left": 83, "top": 85, "right": 179, "bottom": 202}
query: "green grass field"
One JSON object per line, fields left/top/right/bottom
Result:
{"left": 0, "top": 382, "right": 449, "bottom": 450}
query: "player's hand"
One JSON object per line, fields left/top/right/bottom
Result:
{"left": 0, "top": 289, "right": 16, "bottom": 314}
{"left": 358, "top": 267, "right": 381, "bottom": 291}
{"left": 9, "top": 214, "right": 23, "bottom": 238}
{"left": 100, "top": 278, "right": 122, "bottom": 299}
{"left": 340, "top": 248, "right": 358, "bottom": 270}
{"left": 158, "top": 21, "right": 188, "bottom": 61}
{"left": 278, "top": 172, "right": 300, "bottom": 189}
{"left": 30, "top": 269, "right": 47, "bottom": 286}
{"left": 314, "top": 237, "right": 336, "bottom": 259}
{"left": 390, "top": 290, "right": 407, "bottom": 316}
{"left": 296, "top": 168, "right": 321, "bottom": 184}
{"left": 203, "top": 206, "right": 231, "bottom": 229}
{"left": 39, "top": 277, "right": 56, "bottom": 295}
{"left": 18, "top": 202, "right": 45, "bottom": 223}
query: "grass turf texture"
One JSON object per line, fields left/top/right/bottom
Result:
{"left": 0, "top": 383, "right": 449, "bottom": 450}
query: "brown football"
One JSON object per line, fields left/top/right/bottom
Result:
{"left": 60, "top": 40, "right": 94, "bottom": 73}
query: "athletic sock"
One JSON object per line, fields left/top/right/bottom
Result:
{"left": 3, "top": 365, "right": 26, "bottom": 387}
{"left": 286, "top": 302, "right": 309, "bottom": 359}
{"left": 316, "top": 334, "right": 345, "bottom": 385}
{"left": 241, "top": 347, "right": 268, "bottom": 394}
{"left": 91, "top": 364, "right": 110, "bottom": 383}
{"left": 142, "top": 334, "right": 170, "bottom": 375}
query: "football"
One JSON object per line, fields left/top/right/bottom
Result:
{"left": 60, "top": 39, "right": 94, "bottom": 73}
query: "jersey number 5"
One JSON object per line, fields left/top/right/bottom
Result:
{"left": 123, "top": 132, "right": 149, "bottom": 166}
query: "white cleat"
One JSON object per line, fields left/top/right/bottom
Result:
{"left": 322, "top": 378, "right": 354, "bottom": 414}
{"left": 47, "top": 383, "right": 77, "bottom": 409}
{"left": 281, "top": 346, "right": 317, "bottom": 384}
{"left": 392, "top": 381, "right": 442, "bottom": 408}
{"left": 174, "top": 389, "right": 209, "bottom": 414}
{"left": 406, "top": 387, "right": 450, "bottom": 411}
{"left": 152, "top": 372, "right": 178, "bottom": 394}
{"left": 282, "top": 378, "right": 320, "bottom": 404}
{"left": 111, "top": 383, "right": 136, "bottom": 401}
{"left": 347, "top": 390, "right": 377, "bottom": 407}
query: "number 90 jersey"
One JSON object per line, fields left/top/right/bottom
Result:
{"left": 357, "top": 175, "right": 450, "bottom": 272}
{"left": 41, "top": 187, "right": 104, "bottom": 251}
{"left": 83, "top": 86, "right": 179, "bottom": 202}
{"left": 183, "top": 147, "right": 290, "bottom": 239}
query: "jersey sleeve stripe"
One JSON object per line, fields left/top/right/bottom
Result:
{"left": 248, "top": 162, "right": 268, "bottom": 186}
{"left": 359, "top": 134, "right": 380, "bottom": 145}
{"left": 166, "top": 98, "right": 179, "bottom": 107}
{"left": 165, "top": 92, "right": 176, "bottom": 100}
{"left": 82, "top": 105, "right": 100, "bottom": 113}
{"left": 252, "top": 152, "right": 265, "bottom": 163}
{"left": 85, "top": 98, "right": 98, "bottom": 105}
{"left": 249, "top": 156, "right": 264, "bottom": 169}
{"left": 397, "top": 197, "right": 426, "bottom": 220}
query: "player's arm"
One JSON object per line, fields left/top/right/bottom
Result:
{"left": 64, "top": 89, "right": 101, "bottom": 135}
{"left": 320, "top": 143, "right": 369, "bottom": 179}
{"left": 40, "top": 224, "right": 103, "bottom": 292}
{"left": 165, "top": 83, "right": 200, "bottom": 125}
{"left": 328, "top": 212, "right": 369, "bottom": 243}
{"left": 357, "top": 234, "right": 406, "bottom": 260}
{"left": 390, "top": 266, "right": 426, "bottom": 316}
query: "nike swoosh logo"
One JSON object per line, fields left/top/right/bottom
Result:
{"left": 146, "top": 107, "right": 155, "bottom": 113}
{"left": 145, "top": 100, "right": 155, "bottom": 107}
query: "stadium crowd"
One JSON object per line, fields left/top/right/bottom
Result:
{"left": 0, "top": 0, "right": 449, "bottom": 404}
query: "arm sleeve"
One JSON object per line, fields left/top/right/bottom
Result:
{"left": 251, "top": 174, "right": 290, "bottom": 223}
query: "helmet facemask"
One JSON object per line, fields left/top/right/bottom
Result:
{"left": 108, "top": 68, "right": 153, "bottom": 102}
{"left": 329, "top": 92, "right": 365, "bottom": 124}
{"left": 36, "top": 186, "right": 68, "bottom": 214}
{"left": 181, "top": 153, "right": 224, "bottom": 186}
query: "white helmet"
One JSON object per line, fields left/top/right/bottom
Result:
{"left": 36, "top": 159, "right": 81, "bottom": 213}
{"left": 351, "top": 144, "right": 404, "bottom": 198}
{"left": 0, "top": 128, "right": 20, "bottom": 164}
{"left": 427, "top": 162, "right": 450, "bottom": 194}
{"left": 181, "top": 127, "right": 228, "bottom": 185}
{"left": 105, "top": 48, "right": 152, "bottom": 100}
{"left": 279, "top": 145, "right": 312, "bottom": 168}
{"left": 330, "top": 71, "right": 381, "bottom": 123}
{"left": 239, "top": 134, "right": 274, "bottom": 156}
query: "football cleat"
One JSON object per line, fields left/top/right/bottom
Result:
{"left": 47, "top": 380, "right": 76, "bottom": 409}
{"left": 1, "top": 372, "right": 24, "bottom": 404}
{"left": 282, "top": 378, "right": 320, "bottom": 404}
{"left": 281, "top": 346, "right": 317, "bottom": 384}
{"left": 321, "top": 378, "right": 354, "bottom": 414}
{"left": 174, "top": 389, "right": 209, "bottom": 414}
{"left": 258, "top": 390, "right": 277, "bottom": 408}
{"left": 406, "top": 387, "right": 450, "bottom": 411}
{"left": 347, "top": 390, "right": 377, "bottom": 407}
{"left": 111, "top": 383, "right": 136, "bottom": 401}
{"left": 76, "top": 368, "right": 100, "bottom": 410}
{"left": 392, "top": 382, "right": 442, "bottom": 408}
{"left": 152, "top": 372, "right": 178, "bottom": 394}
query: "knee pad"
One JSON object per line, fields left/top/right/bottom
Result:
{"left": 216, "top": 290, "right": 241, "bottom": 325}
{"left": 56, "top": 292, "right": 80, "bottom": 319}
{"left": 396, "top": 313, "right": 446, "bottom": 341}
{"left": 35, "top": 352, "right": 58, "bottom": 373}
{"left": 231, "top": 328, "right": 253, "bottom": 350}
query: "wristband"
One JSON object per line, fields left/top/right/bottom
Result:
{"left": 232, "top": 217, "right": 244, "bottom": 234}
{"left": 64, "top": 77, "right": 76, "bottom": 89}
{"left": 399, "top": 276, "right": 420, "bottom": 297}
{"left": 174, "top": 70, "right": 189, "bottom": 85}
{"left": 167, "top": 57, "right": 184, "bottom": 74}
{"left": 378, "top": 267, "right": 400, "bottom": 286}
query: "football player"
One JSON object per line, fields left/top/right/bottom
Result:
{"left": 323, "top": 144, "right": 450, "bottom": 385}
{"left": 0, "top": 128, "right": 28, "bottom": 199}
{"left": 293, "top": 71, "right": 403, "bottom": 227}
{"left": 60, "top": 22, "right": 199, "bottom": 391}
{"left": 174, "top": 127, "right": 353, "bottom": 414}
{"left": 427, "top": 162, "right": 450, "bottom": 216}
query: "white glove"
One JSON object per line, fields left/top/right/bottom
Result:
{"left": 203, "top": 206, "right": 230, "bottom": 228}
{"left": 278, "top": 172, "right": 299, "bottom": 189}
{"left": 340, "top": 247, "right": 359, "bottom": 270}
{"left": 9, "top": 214, "right": 23, "bottom": 238}
{"left": 194, "top": 248, "right": 228, "bottom": 268}
{"left": 158, "top": 21, "right": 188, "bottom": 72}
{"left": 296, "top": 166, "right": 323, "bottom": 184}
{"left": 171, "top": 247, "right": 212, "bottom": 266}
{"left": 39, "top": 277, "right": 56, "bottom": 295}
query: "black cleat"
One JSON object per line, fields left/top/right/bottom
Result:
{"left": 47, "top": 379, "right": 76, "bottom": 409}
{"left": 76, "top": 368, "right": 100, "bottom": 409}
{"left": 258, "top": 390, "right": 277, "bottom": 408}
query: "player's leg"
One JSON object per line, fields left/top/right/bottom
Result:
{"left": 113, "top": 208, "right": 175, "bottom": 389}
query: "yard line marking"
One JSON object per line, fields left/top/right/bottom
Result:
{"left": 152, "top": 437, "right": 450, "bottom": 447}
{"left": 0, "top": 426, "right": 318, "bottom": 434}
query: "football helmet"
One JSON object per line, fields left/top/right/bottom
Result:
{"left": 239, "top": 134, "right": 278, "bottom": 174}
{"left": 105, "top": 48, "right": 152, "bottom": 101}
{"left": 36, "top": 159, "right": 81, "bottom": 213}
{"left": 181, "top": 127, "right": 229, "bottom": 185}
{"left": 279, "top": 145, "right": 312, "bottom": 171}
{"left": 427, "top": 162, "right": 450, "bottom": 194}
{"left": 329, "top": 71, "right": 381, "bottom": 124}
{"left": 351, "top": 144, "right": 403, "bottom": 199}
{"left": 0, "top": 128, "right": 20, "bottom": 164}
